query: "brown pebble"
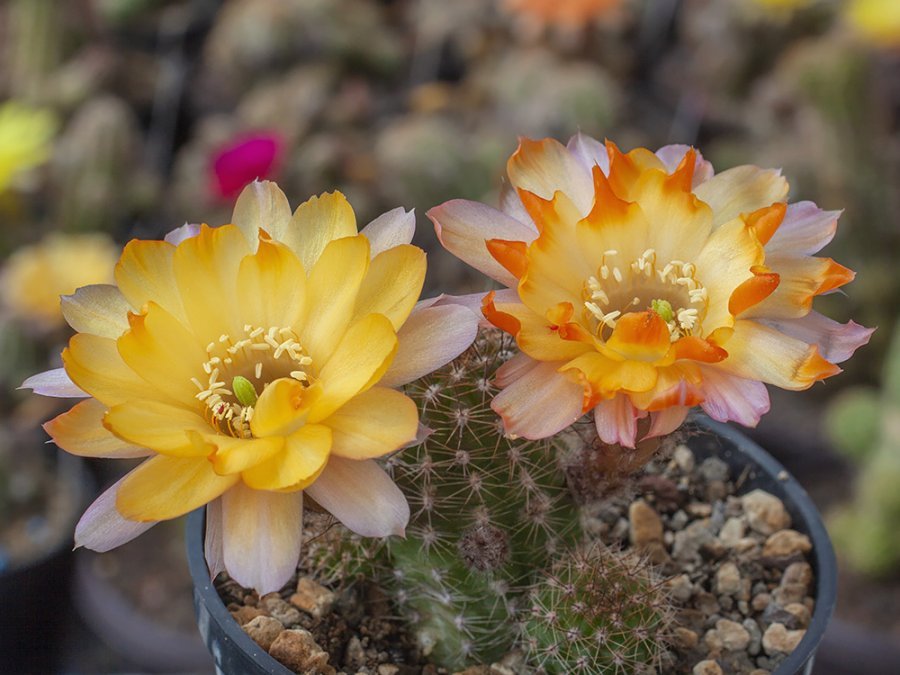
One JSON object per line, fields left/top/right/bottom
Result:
{"left": 763, "top": 530, "right": 812, "bottom": 558}
{"left": 262, "top": 595, "right": 302, "bottom": 627}
{"left": 378, "top": 666, "right": 401, "bottom": 675}
{"left": 693, "top": 659, "right": 724, "bottom": 675}
{"left": 230, "top": 606, "right": 266, "bottom": 626}
{"left": 751, "top": 593, "right": 771, "bottom": 612}
{"left": 291, "top": 577, "right": 336, "bottom": 619}
{"left": 715, "top": 562, "right": 742, "bottom": 596}
{"left": 715, "top": 619, "right": 751, "bottom": 651}
{"left": 673, "top": 626, "right": 700, "bottom": 649}
{"left": 781, "top": 562, "right": 813, "bottom": 589}
{"left": 773, "top": 582, "right": 807, "bottom": 606}
{"left": 269, "top": 628, "right": 334, "bottom": 673}
{"left": 784, "top": 602, "right": 812, "bottom": 628}
{"left": 761, "top": 622, "right": 806, "bottom": 655}
{"left": 629, "top": 499, "right": 664, "bottom": 546}
{"left": 242, "top": 616, "right": 283, "bottom": 651}
{"left": 742, "top": 490, "right": 791, "bottom": 535}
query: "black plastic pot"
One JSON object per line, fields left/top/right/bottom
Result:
{"left": 186, "top": 416, "right": 837, "bottom": 675}
{"left": 0, "top": 453, "right": 90, "bottom": 674}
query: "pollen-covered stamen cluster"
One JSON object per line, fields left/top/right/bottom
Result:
{"left": 582, "top": 248, "right": 710, "bottom": 342}
{"left": 191, "top": 324, "right": 314, "bottom": 438}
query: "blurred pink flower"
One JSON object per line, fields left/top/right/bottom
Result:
{"left": 211, "top": 133, "right": 283, "bottom": 201}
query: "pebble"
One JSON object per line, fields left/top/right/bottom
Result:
{"left": 344, "top": 636, "right": 366, "bottom": 670}
{"left": 743, "top": 618, "right": 762, "bottom": 655}
{"left": 692, "top": 660, "right": 723, "bottom": 675}
{"left": 378, "top": 666, "right": 400, "bottom": 675}
{"left": 715, "top": 562, "right": 742, "bottom": 596}
{"left": 718, "top": 517, "right": 746, "bottom": 547}
{"left": 715, "top": 619, "right": 750, "bottom": 651}
{"left": 699, "top": 457, "right": 730, "bottom": 482}
{"left": 673, "top": 520, "right": 715, "bottom": 561}
{"left": 762, "top": 530, "right": 812, "bottom": 558}
{"left": 242, "top": 615, "right": 284, "bottom": 651}
{"left": 291, "top": 577, "right": 336, "bottom": 619}
{"left": 629, "top": 500, "right": 664, "bottom": 546}
{"left": 269, "top": 628, "right": 334, "bottom": 673}
{"left": 773, "top": 582, "right": 807, "bottom": 606}
{"left": 781, "top": 562, "right": 813, "bottom": 590}
{"left": 751, "top": 593, "right": 771, "bottom": 612}
{"left": 674, "top": 445, "right": 695, "bottom": 472}
{"left": 783, "top": 603, "right": 812, "bottom": 629}
{"left": 761, "top": 623, "right": 806, "bottom": 655}
{"left": 231, "top": 605, "right": 266, "bottom": 625}
{"left": 673, "top": 626, "right": 699, "bottom": 649}
{"left": 741, "top": 490, "right": 791, "bottom": 535}
{"left": 667, "top": 573, "right": 694, "bottom": 602}
{"left": 262, "top": 595, "right": 303, "bottom": 627}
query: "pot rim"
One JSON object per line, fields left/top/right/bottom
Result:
{"left": 186, "top": 415, "right": 837, "bottom": 675}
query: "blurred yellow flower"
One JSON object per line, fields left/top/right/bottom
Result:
{"left": 24, "top": 182, "right": 478, "bottom": 593}
{"left": 1, "top": 233, "right": 118, "bottom": 330}
{"left": 846, "top": 0, "right": 900, "bottom": 48}
{"left": 430, "top": 136, "right": 871, "bottom": 447}
{"left": 0, "top": 101, "right": 58, "bottom": 192}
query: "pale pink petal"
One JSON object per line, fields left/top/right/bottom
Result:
{"left": 428, "top": 200, "right": 538, "bottom": 287}
{"left": 413, "top": 288, "right": 519, "bottom": 326}
{"left": 761, "top": 313, "right": 874, "bottom": 364}
{"left": 305, "top": 457, "right": 409, "bottom": 538}
{"left": 492, "top": 361, "right": 584, "bottom": 439}
{"left": 221, "top": 483, "right": 303, "bottom": 594}
{"left": 21, "top": 368, "right": 88, "bottom": 398}
{"left": 74, "top": 475, "right": 158, "bottom": 552}
{"left": 694, "top": 166, "right": 788, "bottom": 228}
{"left": 645, "top": 406, "right": 691, "bottom": 440}
{"left": 204, "top": 497, "right": 225, "bottom": 578}
{"left": 61, "top": 284, "right": 130, "bottom": 339}
{"left": 361, "top": 207, "right": 416, "bottom": 257}
{"left": 593, "top": 394, "right": 642, "bottom": 448}
{"left": 699, "top": 366, "right": 771, "bottom": 428}
{"left": 655, "top": 145, "right": 714, "bottom": 186}
{"left": 380, "top": 304, "right": 479, "bottom": 387}
{"left": 499, "top": 180, "right": 534, "bottom": 226}
{"left": 567, "top": 132, "right": 610, "bottom": 175}
{"left": 494, "top": 352, "right": 539, "bottom": 388}
{"left": 164, "top": 223, "right": 202, "bottom": 245}
{"left": 765, "top": 201, "right": 840, "bottom": 256}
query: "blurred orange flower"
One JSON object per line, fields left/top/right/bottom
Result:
{"left": 503, "top": 0, "right": 622, "bottom": 28}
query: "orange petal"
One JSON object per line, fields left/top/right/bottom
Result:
{"left": 605, "top": 141, "right": 665, "bottom": 200}
{"left": 744, "top": 203, "right": 787, "bottom": 246}
{"left": 673, "top": 336, "right": 728, "bottom": 363}
{"left": 485, "top": 238, "right": 528, "bottom": 280}
{"left": 797, "top": 346, "right": 842, "bottom": 383}
{"left": 605, "top": 311, "right": 673, "bottom": 363}
{"left": 482, "top": 290, "right": 522, "bottom": 336}
{"left": 816, "top": 259, "right": 855, "bottom": 295}
{"left": 587, "top": 164, "right": 631, "bottom": 221}
{"left": 663, "top": 148, "right": 697, "bottom": 193}
{"left": 728, "top": 265, "right": 781, "bottom": 317}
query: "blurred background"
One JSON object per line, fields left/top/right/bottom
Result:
{"left": 0, "top": 0, "right": 898, "bottom": 673}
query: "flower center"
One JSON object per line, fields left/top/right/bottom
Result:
{"left": 191, "top": 325, "right": 313, "bottom": 438}
{"left": 582, "top": 248, "right": 710, "bottom": 342}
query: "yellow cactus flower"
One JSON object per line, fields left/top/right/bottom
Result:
{"left": 24, "top": 182, "right": 478, "bottom": 593}
{"left": 0, "top": 101, "right": 57, "bottom": 192}
{"left": 1, "top": 233, "right": 118, "bottom": 330}
{"left": 846, "top": 0, "right": 900, "bottom": 48}
{"left": 429, "top": 136, "right": 871, "bottom": 446}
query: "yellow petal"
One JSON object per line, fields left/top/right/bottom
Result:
{"left": 173, "top": 224, "right": 251, "bottom": 339}
{"left": 742, "top": 255, "right": 855, "bottom": 320}
{"left": 231, "top": 180, "right": 292, "bottom": 250}
{"left": 249, "top": 378, "right": 321, "bottom": 438}
{"left": 353, "top": 244, "right": 425, "bottom": 330}
{"left": 301, "top": 234, "right": 370, "bottom": 364}
{"left": 116, "top": 455, "right": 239, "bottom": 521}
{"left": 507, "top": 137, "right": 594, "bottom": 215}
{"left": 44, "top": 399, "right": 149, "bottom": 458}
{"left": 237, "top": 237, "right": 306, "bottom": 330}
{"left": 117, "top": 302, "right": 207, "bottom": 407}
{"left": 63, "top": 333, "right": 157, "bottom": 406}
{"left": 605, "top": 311, "right": 674, "bottom": 364}
{"left": 61, "top": 284, "right": 130, "bottom": 339}
{"left": 208, "top": 435, "right": 285, "bottom": 475}
{"left": 494, "top": 299, "right": 592, "bottom": 362}
{"left": 104, "top": 399, "right": 211, "bottom": 456}
{"left": 326, "top": 387, "right": 418, "bottom": 460}
{"left": 694, "top": 165, "right": 788, "bottom": 228}
{"left": 285, "top": 191, "right": 358, "bottom": 272}
{"left": 716, "top": 320, "right": 841, "bottom": 390}
{"left": 309, "top": 313, "right": 398, "bottom": 423}
{"left": 241, "top": 424, "right": 331, "bottom": 491}
{"left": 114, "top": 239, "right": 187, "bottom": 323}
{"left": 562, "top": 351, "right": 659, "bottom": 400}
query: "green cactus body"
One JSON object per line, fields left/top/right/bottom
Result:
{"left": 522, "top": 545, "right": 672, "bottom": 675}
{"left": 381, "top": 330, "right": 579, "bottom": 668}
{"left": 826, "top": 319, "right": 900, "bottom": 577}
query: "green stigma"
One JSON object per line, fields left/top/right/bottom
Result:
{"left": 651, "top": 299, "right": 675, "bottom": 322}
{"left": 232, "top": 376, "right": 258, "bottom": 407}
